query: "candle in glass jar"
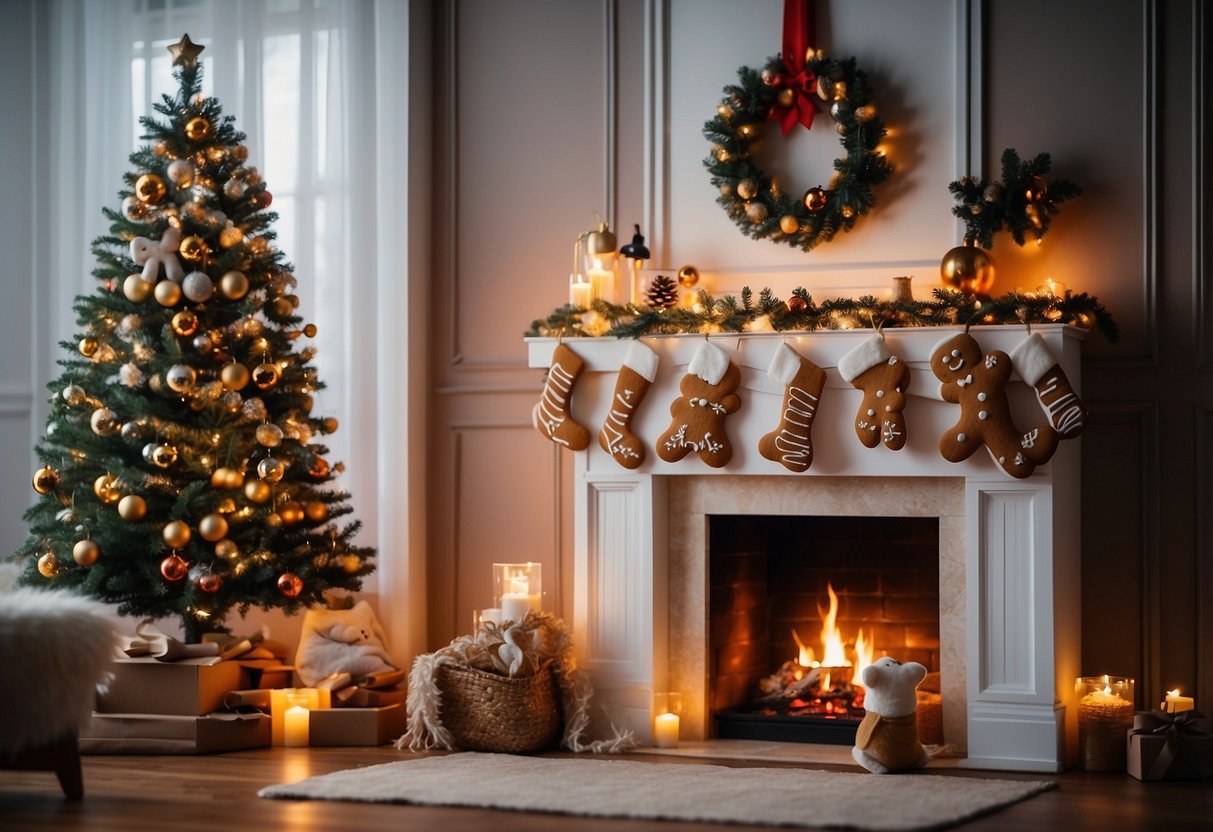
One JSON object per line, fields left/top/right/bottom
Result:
{"left": 653, "top": 712, "right": 680, "bottom": 748}
{"left": 1076, "top": 675, "right": 1134, "bottom": 771}
{"left": 587, "top": 260, "right": 612, "bottom": 302}
{"left": 569, "top": 277, "right": 592, "bottom": 309}
{"left": 1162, "top": 688, "right": 1194, "bottom": 714}
{"left": 283, "top": 706, "right": 310, "bottom": 747}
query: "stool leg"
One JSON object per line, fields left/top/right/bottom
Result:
{"left": 51, "top": 734, "right": 84, "bottom": 800}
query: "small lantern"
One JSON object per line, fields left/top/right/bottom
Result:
{"left": 493, "top": 562, "right": 542, "bottom": 625}
{"left": 569, "top": 213, "right": 619, "bottom": 305}
{"left": 619, "top": 224, "right": 651, "bottom": 305}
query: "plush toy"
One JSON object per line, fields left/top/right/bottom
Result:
{"left": 295, "top": 600, "right": 397, "bottom": 686}
{"left": 852, "top": 657, "right": 931, "bottom": 774}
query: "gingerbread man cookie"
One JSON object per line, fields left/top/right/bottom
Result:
{"left": 930, "top": 332, "right": 1058, "bottom": 479}
{"left": 838, "top": 334, "right": 910, "bottom": 451}
{"left": 656, "top": 340, "right": 741, "bottom": 468}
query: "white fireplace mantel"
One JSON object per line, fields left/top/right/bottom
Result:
{"left": 527, "top": 325, "right": 1084, "bottom": 772}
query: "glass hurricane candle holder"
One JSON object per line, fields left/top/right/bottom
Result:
{"left": 493, "top": 562, "right": 542, "bottom": 625}
{"left": 1075, "top": 675, "right": 1134, "bottom": 770}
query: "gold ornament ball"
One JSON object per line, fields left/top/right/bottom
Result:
{"left": 72, "top": 539, "right": 100, "bottom": 567}
{"left": 214, "top": 539, "right": 239, "bottom": 560}
{"left": 676, "top": 265, "right": 700, "bottom": 288}
{"left": 302, "top": 323, "right": 318, "bottom": 338}
{"left": 308, "top": 457, "right": 330, "bottom": 478}
{"left": 135, "top": 174, "right": 167, "bottom": 205}
{"left": 304, "top": 501, "right": 328, "bottom": 522}
{"left": 279, "top": 502, "right": 305, "bottom": 525}
{"left": 184, "top": 116, "right": 212, "bottom": 142}
{"left": 855, "top": 104, "right": 876, "bottom": 123}
{"left": 841, "top": 204, "right": 856, "bottom": 219}
{"left": 179, "top": 235, "right": 208, "bottom": 262}
{"left": 342, "top": 555, "right": 362, "bottom": 574}
{"left": 277, "top": 572, "right": 303, "bottom": 598}
{"left": 198, "top": 513, "right": 229, "bottom": 542}
{"left": 219, "top": 271, "right": 249, "bottom": 300}
{"left": 322, "top": 417, "right": 339, "bottom": 433}
{"left": 154, "top": 279, "right": 182, "bottom": 307}
{"left": 265, "top": 512, "right": 283, "bottom": 529}
{"left": 122, "top": 196, "right": 147, "bottom": 221}
{"left": 224, "top": 468, "right": 245, "bottom": 490}
{"left": 118, "top": 494, "right": 147, "bottom": 521}
{"left": 62, "top": 384, "right": 86, "bottom": 406}
{"left": 166, "top": 364, "right": 197, "bottom": 393}
{"left": 787, "top": 295, "right": 808, "bottom": 313}
{"left": 37, "top": 552, "right": 60, "bottom": 578}
{"left": 231, "top": 144, "right": 249, "bottom": 161}
{"left": 211, "top": 467, "right": 241, "bottom": 489}
{"left": 803, "top": 186, "right": 829, "bottom": 213}
{"left": 163, "top": 520, "right": 192, "bottom": 549}
{"left": 79, "top": 337, "right": 99, "bottom": 358}
{"left": 940, "top": 244, "right": 996, "bottom": 295}
{"left": 736, "top": 179, "right": 758, "bottom": 200}
{"left": 171, "top": 310, "right": 200, "bottom": 337}
{"left": 94, "top": 473, "right": 121, "bottom": 504}
{"left": 719, "top": 183, "right": 734, "bottom": 198}
{"left": 252, "top": 362, "right": 281, "bottom": 390}
{"left": 257, "top": 457, "right": 285, "bottom": 483}
{"left": 124, "top": 274, "right": 154, "bottom": 302}
{"left": 151, "top": 444, "right": 178, "bottom": 468}
{"left": 244, "top": 479, "right": 272, "bottom": 504}
{"left": 198, "top": 572, "right": 223, "bottom": 593}
{"left": 779, "top": 215, "right": 800, "bottom": 234}
{"left": 271, "top": 297, "right": 293, "bottom": 318}
{"left": 218, "top": 226, "right": 244, "bottom": 249}
{"left": 221, "top": 362, "right": 250, "bottom": 391}
{"left": 778, "top": 87, "right": 796, "bottom": 108}
{"left": 160, "top": 553, "right": 189, "bottom": 582}
{"left": 32, "top": 466, "right": 60, "bottom": 495}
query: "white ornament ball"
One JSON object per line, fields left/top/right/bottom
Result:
{"left": 90, "top": 407, "right": 120, "bottom": 436}
{"left": 166, "top": 160, "right": 195, "bottom": 187}
{"left": 121, "top": 196, "right": 145, "bottom": 222}
{"left": 745, "top": 201, "right": 768, "bottom": 224}
{"left": 182, "top": 271, "right": 215, "bottom": 302}
{"left": 119, "top": 362, "right": 146, "bottom": 388}
{"left": 166, "top": 364, "right": 197, "bottom": 393}
{"left": 255, "top": 423, "right": 284, "bottom": 447}
{"left": 224, "top": 179, "right": 247, "bottom": 200}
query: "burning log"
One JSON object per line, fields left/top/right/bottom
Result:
{"left": 756, "top": 661, "right": 821, "bottom": 706}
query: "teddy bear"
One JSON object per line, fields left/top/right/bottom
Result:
{"left": 852, "top": 656, "right": 931, "bottom": 774}
{"left": 295, "top": 600, "right": 397, "bottom": 686}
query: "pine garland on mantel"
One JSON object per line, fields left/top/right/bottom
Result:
{"left": 525, "top": 287, "right": 1119, "bottom": 344}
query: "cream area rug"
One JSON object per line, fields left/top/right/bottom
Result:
{"left": 259, "top": 753, "right": 1056, "bottom": 831}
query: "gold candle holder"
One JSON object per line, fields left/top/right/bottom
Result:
{"left": 1075, "top": 675, "right": 1134, "bottom": 770}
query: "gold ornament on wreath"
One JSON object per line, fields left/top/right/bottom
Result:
{"left": 703, "top": 52, "right": 892, "bottom": 250}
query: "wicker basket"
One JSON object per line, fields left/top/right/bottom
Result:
{"left": 436, "top": 660, "right": 562, "bottom": 753}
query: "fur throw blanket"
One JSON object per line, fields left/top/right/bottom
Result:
{"left": 0, "top": 564, "right": 118, "bottom": 753}
{"left": 395, "top": 611, "right": 635, "bottom": 754}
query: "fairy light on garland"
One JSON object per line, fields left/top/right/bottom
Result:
{"left": 703, "top": 51, "right": 892, "bottom": 250}
{"left": 525, "top": 286, "right": 1118, "bottom": 344}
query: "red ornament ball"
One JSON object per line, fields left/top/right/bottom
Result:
{"left": 160, "top": 553, "right": 189, "bottom": 582}
{"left": 787, "top": 295, "right": 808, "bottom": 313}
{"left": 198, "top": 572, "right": 223, "bottom": 593}
{"left": 253, "top": 190, "right": 273, "bottom": 209}
{"left": 277, "top": 572, "right": 303, "bottom": 597}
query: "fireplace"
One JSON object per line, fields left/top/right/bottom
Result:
{"left": 709, "top": 515, "right": 941, "bottom": 745}
{"left": 529, "top": 324, "right": 1085, "bottom": 772}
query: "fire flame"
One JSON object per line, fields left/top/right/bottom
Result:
{"left": 793, "top": 582, "right": 876, "bottom": 682}
{"left": 818, "top": 584, "right": 849, "bottom": 667}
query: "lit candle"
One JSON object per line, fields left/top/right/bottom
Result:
{"left": 569, "top": 275, "right": 592, "bottom": 309}
{"left": 587, "top": 259, "right": 612, "bottom": 302}
{"left": 270, "top": 688, "right": 324, "bottom": 745}
{"left": 500, "top": 578, "right": 540, "bottom": 625}
{"left": 653, "top": 712, "right": 680, "bottom": 748}
{"left": 283, "top": 705, "right": 309, "bottom": 747}
{"left": 1162, "top": 688, "right": 1194, "bottom": 714}
{"left": 1075, "top": 675, "right": 1134, "bottom": 770}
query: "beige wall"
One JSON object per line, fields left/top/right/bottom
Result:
{"left": 427, "top": 0, "right": 1211, "bottom": 708}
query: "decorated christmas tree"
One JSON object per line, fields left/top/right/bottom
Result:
{"left": 11, "top": 35, "right": 374, "bottom": 642}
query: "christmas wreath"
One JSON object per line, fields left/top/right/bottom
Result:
{"left": 703, "top": 50, "right": 892, "bottom": 251}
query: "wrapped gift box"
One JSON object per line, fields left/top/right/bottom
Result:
{"left": 308, "top": 704, "right": 405, "bottom": 746}
{"left": 80, "top": 711, "right": 270, "bottom": 754}
{"left": 96, "top": 657, "right": 246, "bottom": 716}
{"left": 1126, "top": 711, "right": 1213, "bottom": 781}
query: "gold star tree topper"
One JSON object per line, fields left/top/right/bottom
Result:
{"left": 167, "top": 33, "right": 204, "bottom": 68}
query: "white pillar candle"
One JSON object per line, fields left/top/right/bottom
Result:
{"left": 1162, "top": 689, "right": 1194, "bottom": 714}
{"left": 653, "top": 712, "right": 680, "bottom": 748}
{"left": 284, "top": 706, "right": 310, "bottom": 747}
{"left": 500, "top": 592, "right": 540, "bottom": 625}
{"left": 569, "top": 277, "right": 592, "bottom": 308}
{"left": 587, "top": 261, "right": 612, "bottom": 302}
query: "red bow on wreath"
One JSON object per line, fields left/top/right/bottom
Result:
{"left": 768, "top": 0, "right": 820, "bottom": 134}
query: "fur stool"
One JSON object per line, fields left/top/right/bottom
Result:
{"left": 0, "top": 565, "right": 117, "bottom": 798}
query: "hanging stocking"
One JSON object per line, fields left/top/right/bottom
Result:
{"left": 1009, "top": 332, "right": 1087, "bottom": 439}
{"left": 532, "top": 343, "right": 590, "bottom": 450}
{"left": 656, "top": 340, "right": 741, "bottom": 468}
{"left": 598, "top": 341, "right": 659, "bottom": 469}
{"left": 837, "top": 334, "right": 911, "bottom": 451}
{"left": 930, "top": 331, "right": 1059, "bottom": 479}
{"left": 759, "top": 342, "right": 826, "bottom": 472}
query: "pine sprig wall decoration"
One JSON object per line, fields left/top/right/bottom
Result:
{"left": 526, "top": 288, "right": 1118, "bottom": 344}
{"left": 950, "top": 148, "right": 1082, "bottom": 248}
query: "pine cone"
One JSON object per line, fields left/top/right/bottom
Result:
{"left": 645, "top": 274, "right": 679, "bottom": 309}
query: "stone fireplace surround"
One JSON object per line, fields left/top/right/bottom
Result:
{"left": 527, "top": 325, "right": 1084, "bottom": 772}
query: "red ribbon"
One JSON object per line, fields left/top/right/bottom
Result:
{"left": 768, "top": 0, "right": 819, "bottom": 134}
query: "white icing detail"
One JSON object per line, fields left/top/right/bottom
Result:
{"left": 1040, "top": 375, "right": 1085, "bottom": 437}
{"left": 977, "top": 392, "right": 987, "bottom": 401}
{"left": 884, "top": 405, "right": 891, "bottom": 412}
{"left": 1014, "top": 452, "right": 1025, "bottom": 466}
{"left": 536, "top": 360, "right": 578, "bottom": 445}
{"left": 957, "top": 433, "right": 967, "bottom": 442}
{"left": 600, "top": 386, "right": 640, "bottom": 460}
{"left": 946, "top": 354, "right": 965, "bottom": 372}
{"left": 956, "top": 373, "right": 974, "bottom": 388}
{"left": 876, "top": 390, "right": 885, "bottom": 398}
{"left": 866, "top": 408, "right": 876, "bottom": 417}
{"left": 771, "top": 385, "right": 818, "bottom": 470}
{"left": 881, "top": 420, "right": 902, "bottom": 444}
{"left": 664, "top": 425, "right": 723, "bottom": 455}
{"left": 978, "top": 411, "right": 988, "bottom": 420}
{"left": 985, "top": 354, "right": 998, "bottom": 368}
{"left": 1021, "top": 429, "right": 1039, "bottom": 449}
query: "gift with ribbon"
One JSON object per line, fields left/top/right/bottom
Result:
{"left": 1127, "top": 709, "right": 1213, "bottom": 781}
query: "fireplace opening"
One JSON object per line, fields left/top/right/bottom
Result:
{"left": 709, "top": 514, "right": 941, "bottom": 745}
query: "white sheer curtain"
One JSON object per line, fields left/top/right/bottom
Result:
{"left": 34, "top": 0, "right": 423, "bottom": 652}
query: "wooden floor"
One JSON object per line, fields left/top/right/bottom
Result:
{"left": 1, "top": 746, "right": 1210, "bottom": 832}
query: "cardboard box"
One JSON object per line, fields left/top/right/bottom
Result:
{"left": 237, "top": 660, "right": 294, "bottom": 689}
{"left": 1127, "top": 730, "right": 1213, "bottom": 781}
{"left": 80, "top": 711, "right": 270, "bottom": 755}
{"left": 308, "top": 704, "right": 405, "bottom": 746}
{"left": 96, "top": 657, "right": 245, "bottom": 716}
{"left": 333, "top": 685, "right": 406, "bottom": 708}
